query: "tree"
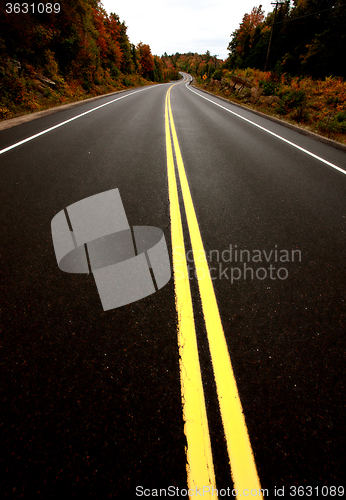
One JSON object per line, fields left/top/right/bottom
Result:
{"left": 227, "top": 5, "right": 265, "bottom": 68}
{"left": 136, "top": 42, "right": 154, "bottom": 78}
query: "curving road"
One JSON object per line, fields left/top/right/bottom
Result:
{"left": 1, "top": 73, "right": 345, "bottom": 498}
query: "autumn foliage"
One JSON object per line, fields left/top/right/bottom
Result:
{"left": 175, "top": 51, "right": 223, "bottom": 81}
{"left": 136, "top": 42, "right": 154, "bottom": 78}
{"left": 194, "top": 67, "right": 346, "bottom": 144}
{"left": 0, "top": 0, "right": 179, "bottom": 119}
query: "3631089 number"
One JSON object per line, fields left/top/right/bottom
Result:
{"left": 290, "top": 485, "right": 344, "bottom": 496}
{"left": 5, "top": 3, "right": 61, "bottom": 14}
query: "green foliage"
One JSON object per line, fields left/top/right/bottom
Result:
{"left": 325, "top": 95, "right": 340, "bottom": 106}
{"left": 277, "top": 89, "right": 306, "bottom": 114}
{"left": 212, "top": 69, "right": 223, "bottom": 80}
{"left": 336, "top": 112, "right": 346, "bottom": 123}
{"left": 317, "top": 113, "right": 346, "bottom": 134}
{"left": 122, "top": 76, "right": 131, "bottom": 86}
{"left": 259, "top": 80, "right": 279, "bottom": 96}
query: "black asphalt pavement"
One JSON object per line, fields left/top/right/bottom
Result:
{"left": 1, "top": 74, "right": 345, "bottom": 498}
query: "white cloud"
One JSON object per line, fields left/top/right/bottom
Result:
{"left": 100, "top": 0, "right": 274, "bottom": 60}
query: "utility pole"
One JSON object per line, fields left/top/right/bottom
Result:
{"left": 264, "top": 1, "right": 284, "bottom": 71}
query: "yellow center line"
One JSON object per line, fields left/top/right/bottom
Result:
{"left": 165, "top": 84, "right": 217, "bottom": 499}
{"left": 166, "top": 80, "right": 263, "bottom": 498}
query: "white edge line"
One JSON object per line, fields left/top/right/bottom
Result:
{"left": 185, "top": 79, "right": 346, "bottom": 176}
{"left": 0, "top": 86, "right": 156, "bottom": 155}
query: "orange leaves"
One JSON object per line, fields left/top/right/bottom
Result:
{"left": 92, "top": 7, "right": 108, "bottom": 59}
{"left": 0, "top": 0, "right": 180, "bottom": 121}
{"left": 228, "top": 5, "right": 266, "bottom": 61}
{"left": 242, "top": 6, "right": 265, "bottom": 30}
{"left": 239, "top": 6, "right": 265, "bottom": 43}
{"left": 136, "top": 42, "right": 154, "bottom": 77}
{"left": 105, "top": 14, "right": 123, "bottom": 69}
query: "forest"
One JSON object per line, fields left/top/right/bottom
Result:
{"left": 226, "top": 0, "right": 346, "bottom": 78}
{"left": 0, "top": 0, "right": 179, "bottom": 119}
{"left": 170, "top": 0, "right": 346, "bottom": 144}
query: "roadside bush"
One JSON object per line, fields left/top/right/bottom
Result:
{"left": 336, "top": 111, "right": 346, "bottom": 122}
{"left": 3, "top": 74, "right": 26, "bottom": 103}
{"left": 326, "top": 96, "right": 340, "bottom": 106}
{"left": 259, "top": 80, "right": 280, "bottom": 95}
{"left": 0, "top": 107, "right": 12, "bottom": 119}
{"left": 211, "top": 69, "right": 223, "bottom": 80}
{"left": 277, "top": 89, "right": 306, "bottom": 115}
{"left": 317, "top": 113, "right": 346, "bottom": 134}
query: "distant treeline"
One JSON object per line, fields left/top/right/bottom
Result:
{"left": 173, "top": 52, "right": 222, "bottom": 80}
{"left": 227, "top": 0, "right": 346, "bottom": 78}
{"left": 0, "top": 0, "right": 179, "bottom": 119}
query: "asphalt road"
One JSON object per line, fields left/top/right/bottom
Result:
{"left": 1, "top": 73, "right": 345, "bottom": 499}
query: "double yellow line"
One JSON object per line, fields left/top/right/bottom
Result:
{"left": 165, "top": 82, "right": 262, "bottom": 499}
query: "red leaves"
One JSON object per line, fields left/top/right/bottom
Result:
{"left": 137, "top": 42, "right": 154, "bottom": 77}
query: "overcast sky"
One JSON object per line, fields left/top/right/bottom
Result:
{"left": 100, "top": 0, "right": 274, "bottom": 61}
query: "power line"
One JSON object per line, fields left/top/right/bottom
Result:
{"left": 264, "top": 1, "right": 285, "bottom": 71}
{"left": 249, "top": 3, "right": 344, "bottom": 48}
{"left": 274, "top": 3, "right": 344, "bottom": 24}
